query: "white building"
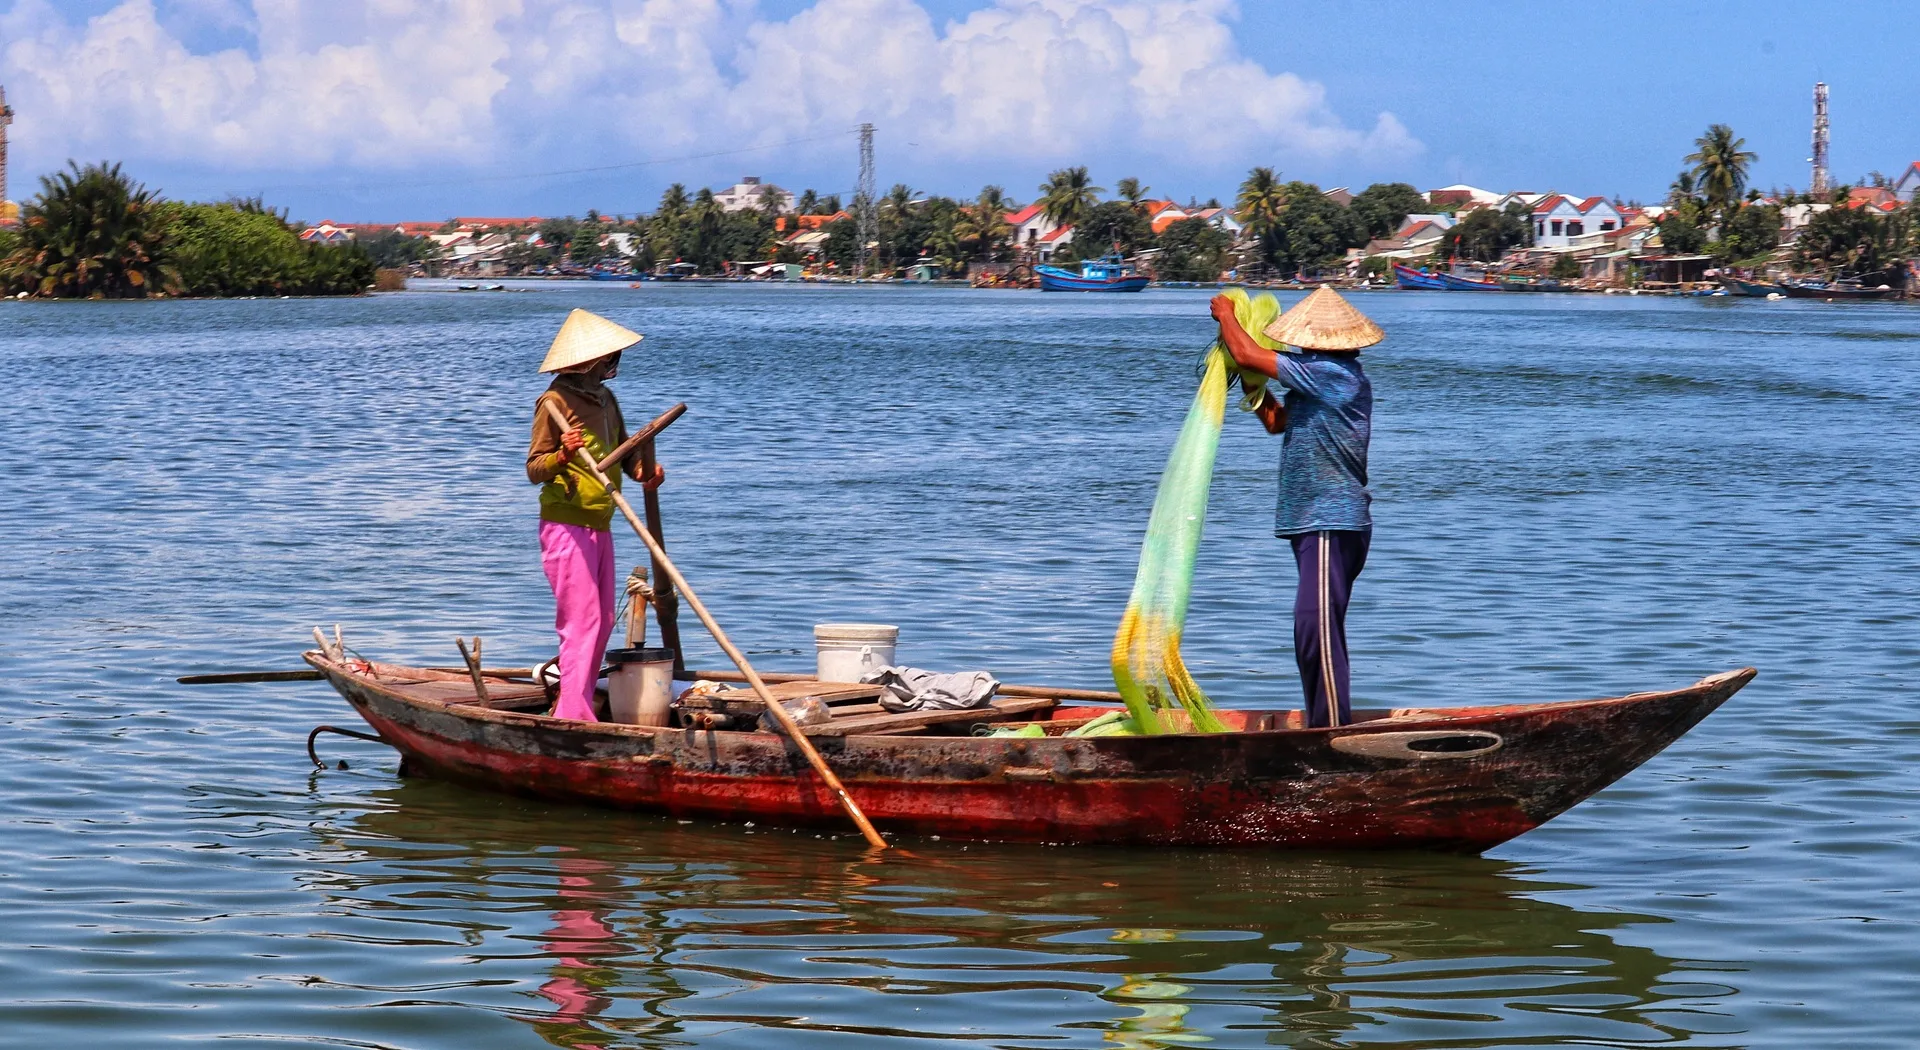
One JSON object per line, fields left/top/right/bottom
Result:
{"left": 1529, "top": 195, "right": 1623, "bottom": 248}
{"left": 713, "top": 176, "right": 796, "bottom": 214}
{"left": 1006, "top": 202, "right": 1073, "bottom": 260}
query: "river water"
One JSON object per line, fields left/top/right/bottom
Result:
{"left": 3, "top": 282, "right": 1917, "bottom": 1047}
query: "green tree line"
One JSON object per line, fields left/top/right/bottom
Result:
{"left": 0, "top": 162, "right": 375, "bottom": 298}
{"left": 510, "top": 168, "right": 1436, "bottom": 281}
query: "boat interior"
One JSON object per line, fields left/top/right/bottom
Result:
{"left": 353, "top": 661, "right": 1500, "bottom": 737}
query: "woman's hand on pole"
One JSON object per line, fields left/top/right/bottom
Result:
{"left": 556, "top": 426, "right": 586, "bottom": 463}
{"left": 642, "top": 464, "right": 666, "bottom": 492}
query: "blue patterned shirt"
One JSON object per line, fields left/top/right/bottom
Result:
{"left": 1270, "top": 351, "right": 1372, "bottom": 535}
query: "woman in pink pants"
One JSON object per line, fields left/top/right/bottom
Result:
{"left": 525, "top": 309, "right": 664, "bottom": 721}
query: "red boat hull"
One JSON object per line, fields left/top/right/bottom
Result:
{"left": 310, "top": 655, "right": 1750, "bottom": 851}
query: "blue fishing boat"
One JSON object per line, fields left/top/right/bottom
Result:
{"left": 1036, "top": 253, "right": 1149, "bottom": 292}
{"left": 1392, "top": 263, "right": 1447, "bottom": 290}
{"left": 1435, "top": 270, "right": 1504, "bottom": 291}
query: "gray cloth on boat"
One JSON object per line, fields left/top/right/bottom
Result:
{"left": 860, "top": 665, "right": 1000, "bottom": 712}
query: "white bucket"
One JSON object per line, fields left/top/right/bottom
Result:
{"left": 815, "top": 623, "right": 898, "bottom": 683}
{"left": 606, "top": 646, "right": 675, "bottom": 726}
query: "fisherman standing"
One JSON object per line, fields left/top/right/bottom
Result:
{"left": 1210, "top": 288, "right": 1383, "bottom": 728}
{"left": 526, "top": 309, "right": 664, "bottom": 722}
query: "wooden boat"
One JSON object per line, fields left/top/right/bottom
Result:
{"left": 1499, "top": 277, "right": 1574, "bottom": 293}
{"left": 1392, "top": 263, "right": 1447, "bottom": 290}
{"left": 305, "top": 650, "right": 1751, "bottom": 852}
{"left": 1036, "top": 253, "right": 1149, "bottom": 292}
{"left": 1718, "top": 276, "right": 1780, "bottom": 297}
{"left": 1779, "top": 278, "right": 1895, "bottom": 300}
{"left": 1434, "top": 270, "right": 1503, "bottom": 291}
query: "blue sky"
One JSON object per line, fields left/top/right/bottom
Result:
{"left": 1, "top": 0, "right": 1914, "bottom": 221}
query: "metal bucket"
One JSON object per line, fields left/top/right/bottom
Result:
{"left": 606, "top": 646, "right": 675, "bottom": 726}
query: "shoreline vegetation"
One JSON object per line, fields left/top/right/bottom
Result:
{"left": 0, "top": 162, "right": 374, "bottom": 300}
{"left": 1, "top": 121, "right": 1914, "bottom": 299}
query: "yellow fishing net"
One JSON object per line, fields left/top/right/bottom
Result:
{"left": 1108, "top": 288, "right": 1285, "bottom": 734}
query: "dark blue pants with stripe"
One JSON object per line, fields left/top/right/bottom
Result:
{"left": 1289, "top": 529, "right": 1370, "bottom": 728}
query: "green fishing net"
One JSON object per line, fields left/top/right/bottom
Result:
{"left": 1108, "top": 288, "right": 1285, "bottom": 735}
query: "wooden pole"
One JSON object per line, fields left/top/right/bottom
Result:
{"left": 635, "top": 433, "right": 684, "bottom": 677}
{"left": 456, "top": 637, "right": 491, "bottom": 706}
{"left": 543, "top": 402, "right": 886, "bottom": 850}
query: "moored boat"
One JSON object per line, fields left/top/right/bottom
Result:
{"left": 1392, "top": 263, "right": 1447, "bottom": 290}
{"left": 1036, "top": 253, "right": 1150, "bottom": 292}
{"left": 305, "top": 650, "right": 1751, "bottom": 852}
{"left": 1779, "top": 278, "right": 1895, "bottom": 300}
{"left": 1719, "top": 276, "right": 1781, "bottom": 297}
{"left": 1434, "top": 270, "right": 1504, "bottom": 291}
{"left": 1499, "top": 277, "right": 1573, "bottom": 292}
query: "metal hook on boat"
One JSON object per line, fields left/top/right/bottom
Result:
{"left": 1329, "top": 729, "right": 1504, "bottom": 761}
{"left": 307, "top": 724, "right": 393, "bottom": 769}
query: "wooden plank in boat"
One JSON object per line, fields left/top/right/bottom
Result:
{"left": 679, "top": 681, "right": 884, "bottom": 717}
{"left": 395, "top": 679, "right": 547, "bottom": 705}
{"left": 804, "top": 697, "right": 1058, "bottom": 737}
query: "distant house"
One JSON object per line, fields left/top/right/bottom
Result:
{"left": 713, "top": 176, "right": 795, "bottom": 214}
{"left": 1362, "top": 217, "right": 1450, "bottom": 258}
{"left": 1006, "top": 203, "right": 1073, "bottom": 260}
{"left": 453, "top": 216, "right": 542, "bottom": 231}
{"left": 1847, "top": 185, "right": 1899, "bottom": 212}
{"left": 298, "top": 222, "right": 356, "bottom": 245}
{"left": 1428, "top": 184, "right": 1502, "bottom": 208}
{"left": 777, "top": 211, "right": 847, "bottom": 235}
{"left": 1192, "top": 207, "right": 1244, "bottom": 239}
{"left": 1323, "top": 186, "right": 1355, "bottom": 208}
{"left": 1894, "top": 162, "right": 1920, "bottom": 203}
{"left": 1397, "top": 213, "right": 1456, "bottom": 234}
{"left": 1530, "top": 195, "right": 1623, "bottom": 248}
{"left": 1143, "top": 200, "right": 1190, "bottom": 234}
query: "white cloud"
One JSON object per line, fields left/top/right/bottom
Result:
{"left": 0, "top": 0, "right": 1420, "bottom": 187}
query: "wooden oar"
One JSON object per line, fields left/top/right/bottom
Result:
{"left": 179, "top": 666, "right": 537, "bottom": 685}
{"left": 543, "top": 401, "right": 887, "bottom": 851}
{"left": 599, "top": 402, "right": 686, "bottom": 475}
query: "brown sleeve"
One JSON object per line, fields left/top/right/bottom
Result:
{"left": 527, "top": 392, "right": 569, "bottom": 484}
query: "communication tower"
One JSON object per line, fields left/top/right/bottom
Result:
{"left": 854, "top": 123, "right": 875, "bottom": 277}
{"left": 1810, "top": 82, "right": 1830, "bottom": 199}
{"left": 0, "top": 85, "right": 14, "bottom": 212}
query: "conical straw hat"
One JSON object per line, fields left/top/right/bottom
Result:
{"left": 1262, "top": 286, "right": 1384, "bottom": 352}
{"left": 539, "top": 308, "right": 644, "bottom": 373}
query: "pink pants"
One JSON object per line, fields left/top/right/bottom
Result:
{"left": 540, "top": 520, "right": 616, "bottom": 721}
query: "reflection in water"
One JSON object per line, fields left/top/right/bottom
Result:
{"left": 523, "top": 857, "right": 621, "bottom": 1049}
{"left": 300, "top": 779, "right": 1739, "bottom": 1048}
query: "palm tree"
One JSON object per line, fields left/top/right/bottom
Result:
{"left": 1235, "top": 167, "right": 1286, "bottom": 241}
{"left": 1685, "top": 124, "right": 1756, "bottom": 217}
{"left": 2, "top": 161, "right": 174, "bottom": 298}
{"left": 795, "top": 189, "right": 819, "bottom": 215}
{"left": 882, "top": 184, "right": 916, "bottom": 223}
{"left": 1116, "top": 176, "right": 1151, "bottom": 212}
{"left": 1037, "top": 167, "right": 1103, "bottom": 229}
{"left": 954, "top": 186, "right": 1015, "bottom": 260}
{"left": 821, "top": 194, "right": 843, "bottom": 214}
{"left": 757, "top": 183, "right": 786, "bottom": 217}
{"left": 690, "top": 188, "right": 723, "bottom": 272}
{"left": 657, "top": 183, "right": 689, "bottom": 222}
